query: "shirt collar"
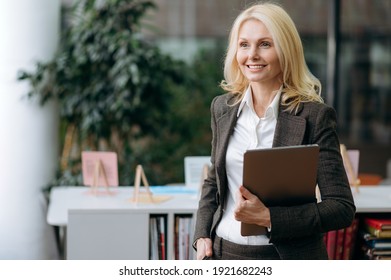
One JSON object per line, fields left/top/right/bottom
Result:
{"left": 237, "top": 85, "right": 282, "bottom": 118}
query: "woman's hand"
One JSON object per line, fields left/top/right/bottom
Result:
{"left": 234, "top": 185, "right": 271, "bottom": 228}
{"left": 196, "top": 237, "right": 213, "bottom": 260}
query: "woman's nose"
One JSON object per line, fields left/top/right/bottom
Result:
{"left": 249, "top": 47, "right": 259, "bottom": 60}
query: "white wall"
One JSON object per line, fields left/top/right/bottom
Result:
{"left": 0, "top": 0, "right": 60, "bottom": 259}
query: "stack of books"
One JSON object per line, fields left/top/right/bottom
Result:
{"left": 149, "top": 215, "right": 166, "bottom": 260}
{"left": 360, "top": 218, "right": 391, "bottom": 260}
{"left": 325, "top": 217, "right": 359, "bottom": 260}
{"left": 174, "top": 215, "right": 193, "bottom": 260}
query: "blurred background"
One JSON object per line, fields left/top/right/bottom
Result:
{"left": 144, "top": 0, "right": 391, "bottom": 180}
{"left": 0, "top": 0, "right": 390, "bottom": 259}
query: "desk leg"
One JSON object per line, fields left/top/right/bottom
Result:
{"left": 53, "top": 226, "right": 67, "bottom": 259}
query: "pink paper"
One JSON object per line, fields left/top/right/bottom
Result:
{"left": 81, "top": 151, "right": 119, "bottom": 187}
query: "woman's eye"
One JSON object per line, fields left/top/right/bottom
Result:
{"left": 260, "top": 41, "right": 271, "bottom": 48}
{"left": 239, "top": 42, "right": 249, "bottom": 48}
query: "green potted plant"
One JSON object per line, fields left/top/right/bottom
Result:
{"left": 18, "top": 0, "right": 190, "bottom": 187}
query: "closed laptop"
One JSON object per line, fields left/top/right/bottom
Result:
{"left": 241, "top": 144, "right": 319, "bottom": 236}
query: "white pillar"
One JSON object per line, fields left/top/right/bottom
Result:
{"left": 0, "top": 0, "right": 60, "bottom": 259}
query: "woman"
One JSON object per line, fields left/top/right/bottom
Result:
{"left": 193, "top": 2, "right": 355, "bottom": 260}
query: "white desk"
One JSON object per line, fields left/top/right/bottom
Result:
{"left": 351, "top": 186, "right": 391, "bottom": 213}
{"left": 47, "top": 185, "right": 391, "bottom": 226}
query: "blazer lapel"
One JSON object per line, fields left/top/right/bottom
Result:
{"left": 215, "top": 106, "right": 239, "bottom": 164}
{"left": 215, "top": 103, "right": 239, "bottom": 201}
{"left": 273, "top": 106, "right": 306, "bottom": 147}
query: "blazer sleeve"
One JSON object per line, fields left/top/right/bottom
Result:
{"left": 268, "top": 105, "right": 356, "bottom": 242}
{"left": 193, "top": 97, "right": 220, "bottom": 244}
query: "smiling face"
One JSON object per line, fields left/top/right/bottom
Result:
{"left": 236, "top": 19, "right": 282, "bottom": 88}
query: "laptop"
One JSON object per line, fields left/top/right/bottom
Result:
{"left": 241, "top": 144, "right": 319, "bottom": 236}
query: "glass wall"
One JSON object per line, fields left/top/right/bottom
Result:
{"left": 338, "top": 0, "right": 391, "bottom": 176}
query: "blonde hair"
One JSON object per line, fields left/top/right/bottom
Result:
{"left": 220, "top": 2, "right": 323, "bottom": 112}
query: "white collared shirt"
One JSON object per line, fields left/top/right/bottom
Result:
{"left": 215, "top": 86, "right": 281, "bottom": 245}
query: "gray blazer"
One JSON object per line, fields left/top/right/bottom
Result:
{"left": 194, "top": 93, "right": 356, "bottom": 260}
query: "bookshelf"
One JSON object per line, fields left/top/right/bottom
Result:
{"left": 325, "top": 185, "right": 391, "bottom": 259}
{"left": 47, "top": 185, "right": 391, "bottom": 260}
{"left": 47, "top": 186, "right": 198, "bottom": 260}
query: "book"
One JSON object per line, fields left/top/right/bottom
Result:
{"left": 335, "top": 228, "right": 346, "bottom": 260}
{"left": 175, "top": 215, "right": 193, "bottom": 259}
{"left": 373, "top": 255, "right": 391, "bottom": 260}
{"left": 342, "top": 218, "right": 359, "bottom": 260}
{"left": 157, "top": 216, "right": 166, "bottom": 260}
{"left": 174, "top": 216, "right": 179, "bottom": 260}
{"left": 325, "top": 218, "right": 361, "bottom": 260}
{"left": 149, "top": 216, "right": 167, "bottom": 260}
{"left": 364, "top": 246, "right": 391, "bottom": 259}
{"left": 149, "top": 217, "right": 159, "bottom": 260}
{"left": 361, "top": 231, "right": 391, "bottom": 248}
{"left": 366, "top": 225, "right": 391, "bottom": 238}
{"left": 326, "top": 230, "right": 337, "bottom": 259}
{"left": 365, "top": 239, "right": 391, "bottom": 249}
{"left": 178, "top": 217, "right": 186, "bottom": 260}
{"left": 161, "top": 217, "right": 166, "bottom": 260}
{"left": 364, "top": 218, "right": 391, "bottom": 230}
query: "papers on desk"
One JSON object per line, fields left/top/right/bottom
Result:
{"left": 129, "top": 186, "right": 198, "bottom": 204}
{"left": 149, "top": 186, "right": 198, "bottom": 195}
